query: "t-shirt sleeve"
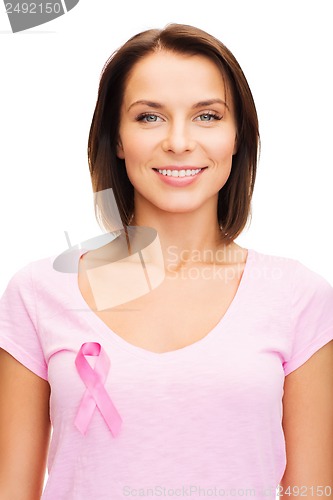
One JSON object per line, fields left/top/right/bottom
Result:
{"left": 0, "top": 263, "right": 48, "bottom": 380}
{"left": 283, "top": 261, "right": 333, "bottom": 376}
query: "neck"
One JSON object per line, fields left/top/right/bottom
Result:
{"left": 129, "top": 206, "right": 239, "bottom": 274}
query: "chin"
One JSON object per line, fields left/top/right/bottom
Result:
{"left": 156, "top": 202, "right": 205, "bottom": 215}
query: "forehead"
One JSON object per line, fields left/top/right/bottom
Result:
{"left": 122, "top": 50, "right": 229, "bottom": 107}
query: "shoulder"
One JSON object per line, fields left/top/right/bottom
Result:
{"left": 248, "top": 248, "right": 333, "bottom": 318}
{"left": 1, "top": 249, "right": 79, "bottom": 304}
{"left": 249, "top": 248, "right": 332, "bottom": 289}
{"left": 248, "top": 250, "right": 333, "bottom": 377}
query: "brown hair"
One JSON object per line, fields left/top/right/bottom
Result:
{"left": 88, "top": 23, "right": 260, "bottom": 242}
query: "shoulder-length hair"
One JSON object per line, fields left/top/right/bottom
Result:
{"left": 88, "top": 23, "right": 260, "bottom": 243}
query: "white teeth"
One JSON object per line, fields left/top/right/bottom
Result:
{"left": 157, "top": 168, "right": 202, "bottom": 177}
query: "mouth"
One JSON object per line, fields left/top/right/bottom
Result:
{"left": 152, "top": 167, "right": 207, "bottom": 178}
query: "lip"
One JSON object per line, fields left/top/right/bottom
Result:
{"left": 153, "top": 167, "right": 207, "bottom": 187}
{"left": 154, "top": 166, "right": 205, "bottom": 171}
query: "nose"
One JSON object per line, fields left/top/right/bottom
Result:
{"left": 161, "top": 120, "right": 195, "bottom": 154}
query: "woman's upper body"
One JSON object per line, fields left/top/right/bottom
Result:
{"left": 0, "top": 246, "right": 333, "bottom": 499}
{"left": 0, "top": 23, "right": 332, "bottom": 499}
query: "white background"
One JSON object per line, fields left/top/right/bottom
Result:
{"left": 0, "top": 0, "right": 332, "bottom": 292}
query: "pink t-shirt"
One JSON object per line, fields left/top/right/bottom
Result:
{"left": 1, "top": 248, "right": 333, "bottom": 499}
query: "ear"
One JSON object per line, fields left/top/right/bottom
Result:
{"left": 116, "top": 138, "right": 125, "bottom": 159}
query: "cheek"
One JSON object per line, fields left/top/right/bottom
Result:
{"left": 121, "top": 134, "right": 153, "bottom": 166}
{"left": 120, "top": 135, "right": 154, "bottom": 187}
{"left": 207, "top": 132, "right": 237, "bottom": 162}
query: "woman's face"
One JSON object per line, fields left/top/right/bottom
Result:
{"left": 117, "top": 50, "right": 237, "bottom": 217}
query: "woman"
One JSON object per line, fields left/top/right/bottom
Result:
{"left": 0, "top": 24, "right": 332, "bottom": 499}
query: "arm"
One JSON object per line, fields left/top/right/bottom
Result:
{"left": 280, "top": 340, "right": 333, "bottom": 498}
{"left": 0, "top": 348, "right": 51, "bottom": 500}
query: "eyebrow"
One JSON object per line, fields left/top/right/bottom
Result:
{"left": 192, "top": 98, "right": 229, "bottom": 110}
{"left": 127, "top": 98, "right": 229, "bottom": 112}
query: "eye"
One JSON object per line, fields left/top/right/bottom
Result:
{"left": 195, "top": 112, "right": 223, "bottom": 122}
{"left": 136, "top": 113, "right": 163, "bottom": 123}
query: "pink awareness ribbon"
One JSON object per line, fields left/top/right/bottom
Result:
{"left": 74, "top": 342, "right": 122, "bottom": 437}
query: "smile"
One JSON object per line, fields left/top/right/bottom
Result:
{"left": 152, "top": 167, "right": 207, "bottom": 187}
{"left": 156, "top": 168, "right": 202, "bottom": 177}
